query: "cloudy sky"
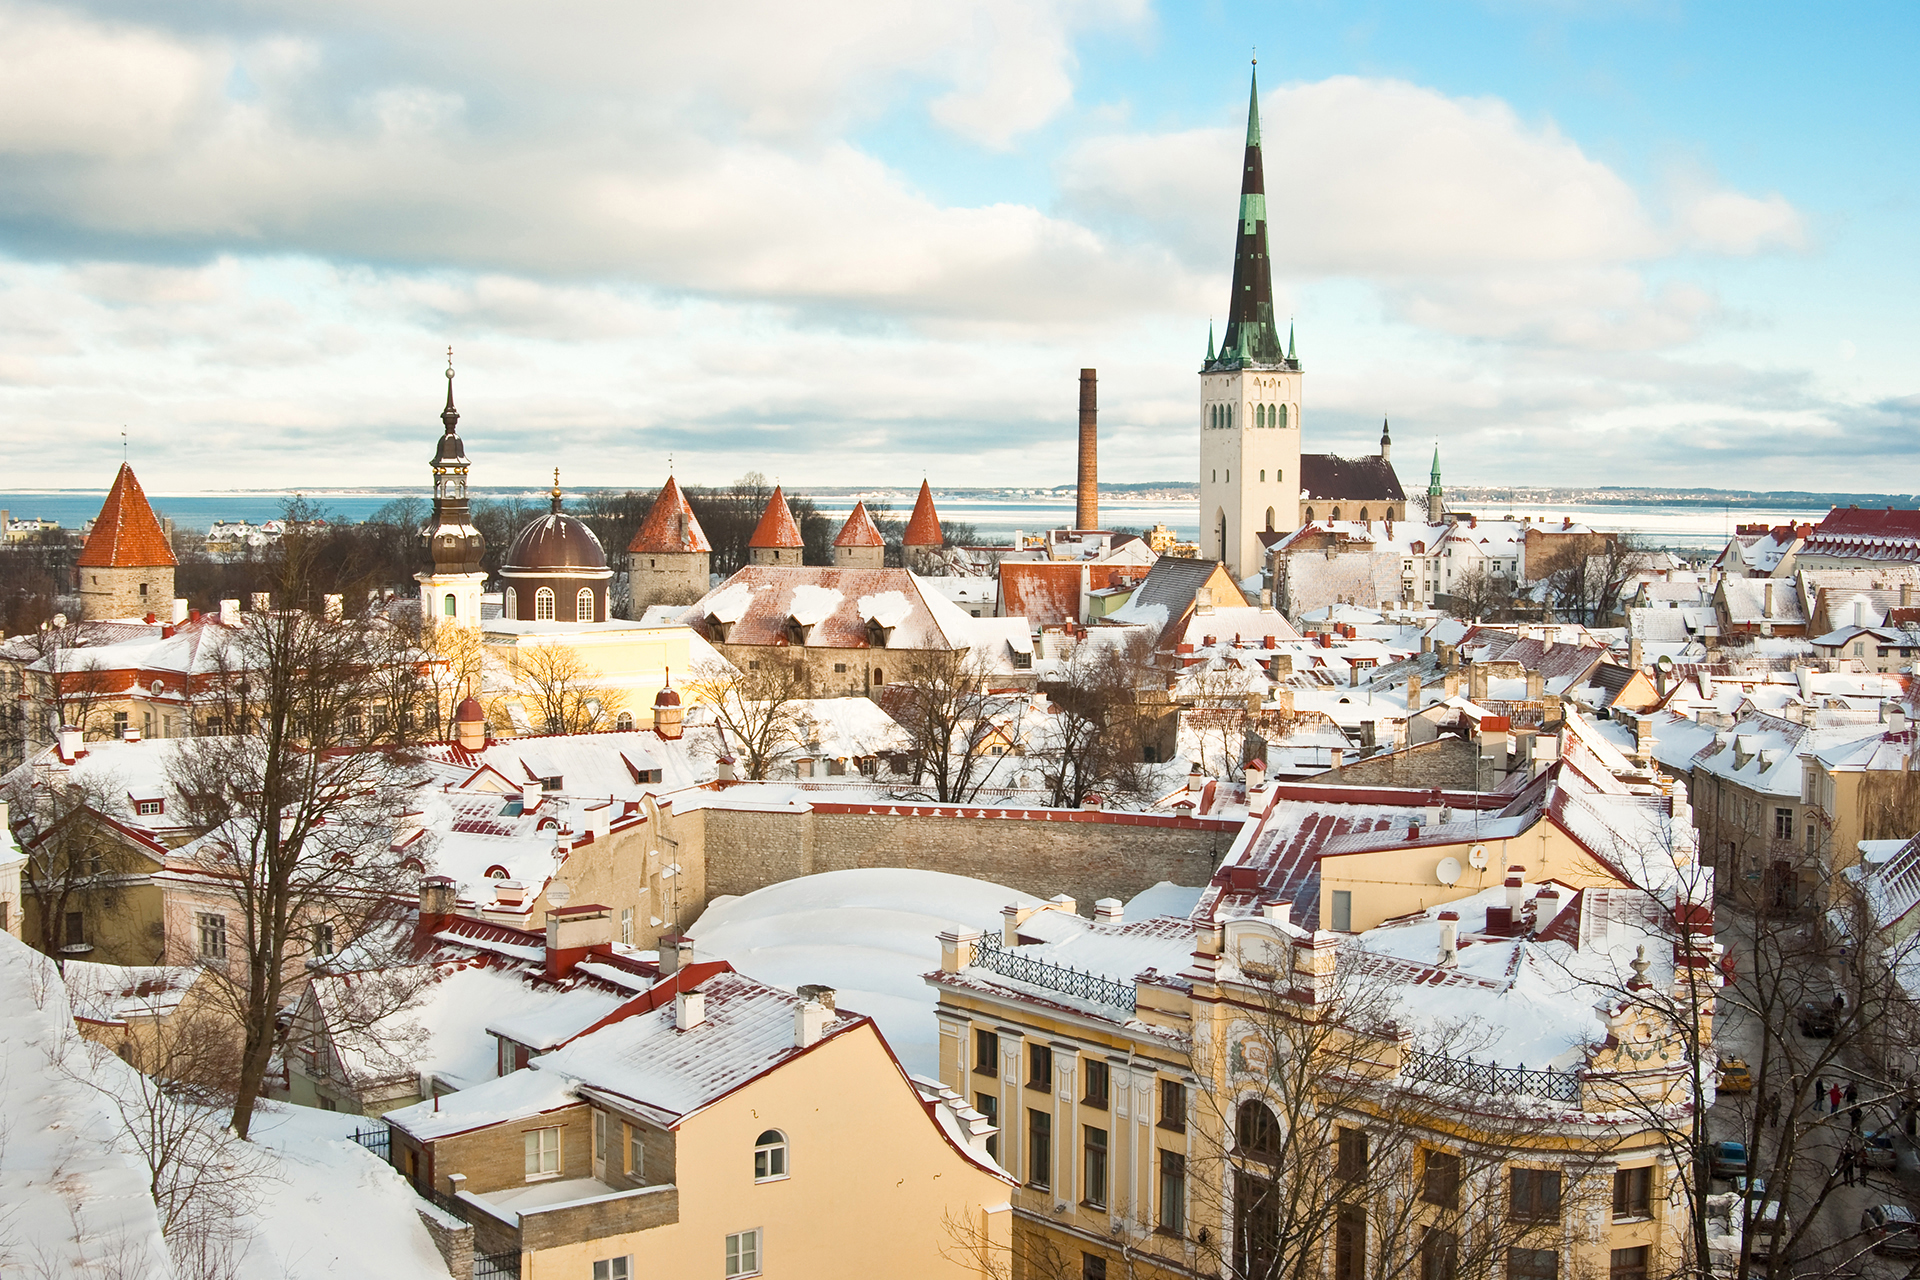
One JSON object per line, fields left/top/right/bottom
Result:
{"left": 0, "top": 0, "right": 1913, "bottom": 495}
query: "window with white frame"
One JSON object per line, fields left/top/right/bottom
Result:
{"left": 196, "top": 913, "right": 227, "bottom": 961}
{"left": 592, "top": 1258, "right": 631, "bottom": 1280}
{"left": 725, "top": 1229, "right": 761, "bottom": 1278}
{"left": 535, "top": 587, "right": 555, "bottom": 621}
{"left": 576, "top": 588, "right": 595, "bottom": 622}
{"left": 621, "top": 908, "right": 633, "bottom": 945}
{"left": 754, "top": 1130, "right": 787, "bottom": 1181}
{"left": 628, "top": 1122, "right": 645, "bottom": 1180}
{"left": 523, "top": 1126, "right": 561, "bottom": 1179}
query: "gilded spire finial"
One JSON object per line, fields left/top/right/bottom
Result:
{"left": 440, "top": 348, "right": 459, "bottom": 432}
{"left": 551, "top": 467, "right": 562, "bottom": 513}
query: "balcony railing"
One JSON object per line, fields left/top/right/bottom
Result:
{"left": 1401, "top": 1047, "right": 1582, "bottom": 1105}
{"left": 969, "top": 929, "right": 1137, "bottom": 1014}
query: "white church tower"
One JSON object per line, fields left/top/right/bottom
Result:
{"left": 1199, "top": 66, "right": 1302, "bottom": 584}
{"left": 416, "top": 357, "right": 488, "bottom": 628}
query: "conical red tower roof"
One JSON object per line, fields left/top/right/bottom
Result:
{"left": 78, "top": 464, "right": 177, "bottom": 568}
{"left": 902, "top": 480, "right": 943, "bottom": 547}
{"left": 628, "top": 476, "right": 712, "bottom": 554}
{"left": 748, "top": 486, "right": 805, "bottom": 549}
{"left": 833, "top": 500, "right": 885, "bottom": 548}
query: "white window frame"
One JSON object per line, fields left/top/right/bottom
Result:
{"left": 523, "top": 1125, "right": 562, "bottom": 1180}
{"left": 534, "top": 587, "right": 556, "bottom": 621}
{"left": 592, "top": 1258, "right": 631, "bottom": 1280}
{"left": 627, "top": 1122, "right": 645, "bottom": 1180}
{"left": 196, "top": 912, "right": 228, "bottom": 961}
{"left": 576, "top": 587, "right": 595, "bottom": 622}
{"left": 753, "top": 1130, "right": 788, "bottom": 1182}
{"left": 725, "top": 1228, "right": 762, "bottom": 1278}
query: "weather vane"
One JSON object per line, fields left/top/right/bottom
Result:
{"left": 446, "top": 345, "right": 455, "bottom": 380}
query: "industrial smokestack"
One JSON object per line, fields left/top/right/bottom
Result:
{"left": 1076, "top": 368, "right": 1098, "bottom": 531}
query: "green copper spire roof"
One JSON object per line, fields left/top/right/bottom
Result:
{"left": 1205, "top": 64, "right": 1289, "bottom": 371}
{"left": 1206, "top": 320, "right": 1216, "bottom": 362}
{"left": 1287, "top": 320, "right": 1296, "bottom": 361}
{"left": 1428, "top": 443, "right": 1444, "bottom": 496}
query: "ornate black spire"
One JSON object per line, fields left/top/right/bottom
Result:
{"left": 1205, "top": 66, "right": 1294, "bottom": 372}
{"left": 423, "top": 354, "right": 485, "bottom": 576}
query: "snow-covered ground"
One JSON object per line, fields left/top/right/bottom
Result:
{"left": 0, "top": 931, "right": 452, "bottom": 1280}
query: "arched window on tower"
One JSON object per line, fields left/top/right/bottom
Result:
{"left": 1359, "top": 508, "right": 1370, "bottom": 522}
{"left": 576, "top": 588, "right": 594, "bottom": 622}
{"left": 535, "top": 587, "right": 555, "bottom": 621}
{"left": 444, "top": 593, "right": 457, "bottom": 617}
{"left": 1330, "top": 507, "right": 1341, "bottom": 521}
{"left": 1266, "top": 507, "right": 1275, "bottom": 531}
{"left": 1304, "top": 507, "right": 1315, "bottom": 522}
{"left": 1256, "top": 404, "right": 1266, "bottom": 428}
{"left": 1278, "top": 404, "right": 1290, "bottom": 429}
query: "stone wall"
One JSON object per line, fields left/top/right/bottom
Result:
{"left": 521, "top": 1184, "right": 680, "bottom": 1252}
{"left": 696, "top": 801, "right": 1239, "bottom": 908}
{"left": 415, "top": 1202, "right": 474, "bottom": 1280}
{"left": 627, "top": 552, "right": 709, "bottom": 619}
{"left": 1312, "top": 737, "right": 1478, "bottom": 790}
{"left": 78, "top": 565, "right": 174, "bottom": 623}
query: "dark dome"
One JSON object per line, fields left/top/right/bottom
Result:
{"left": 654, "top": 687, "right": 682, "bottom": 707}
{"left": 503, "top": 511, "right": 609, "bottom": 573}
{"left": 455, "top": 696, "right": 486, "bottom": 723}
{"left": 433, "top": 431, "right": 470, "bottom": 466}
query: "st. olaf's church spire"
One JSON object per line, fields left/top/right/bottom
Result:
{"left": 1205, "top": 65, "right": 1294, "bottom": 371}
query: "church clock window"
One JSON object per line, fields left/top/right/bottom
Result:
{"left": 576, "top": 588, "right": 595, "bottom": 623}
{"left": 535, "top": 587, "right": 556, "bottom": 621}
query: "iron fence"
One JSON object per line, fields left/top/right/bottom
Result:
{"left": 474, "top": 1252, "right": 521, "bottom": 1280}
{"left": 1401, "top": 1047, "right": 1582, "bottom": 1104}
{"left": 347, "top": 1124, "right": 390, "bottom": 1160}
{"left": 970, "top": 929, "right": 1136, "bottom": 1014}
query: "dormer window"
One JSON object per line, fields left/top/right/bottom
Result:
{"left": 785, "top": 618, "right": 810, "bottom": 645}
{"left": 707, "top": 616, "right": 732, "bottom": 642}
{"left": 135, "top": 799, "right": 163, "bottom": 816}
{"left": 866, "top": 620, "right": 891, "bottom": 649}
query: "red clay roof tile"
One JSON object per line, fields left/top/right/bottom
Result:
{"left": 902, "top": 481, "right": 942, "bottom": 547}
{"left": 748, "top": 486, "right": 805, "bottom": 549}
{"left": 627, "top": 476, "right": 712, "bottom": 554}
{"left": 833, "top": 501, "right": 885, "bottom": 548}
{"left": 78, "top": 465, "right": 177, "bottom": 569}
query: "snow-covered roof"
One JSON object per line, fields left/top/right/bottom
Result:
{"left": 61, "top": 960, "right": 201, "bottom": 1024}
{"left": 687, "top": 867, "right": 1043, "bottom": 1076}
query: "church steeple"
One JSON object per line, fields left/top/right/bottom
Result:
{"left": 1207, "top": 66, "right": 1289, "bottom": 371}
{"left": 1427, "top": 443, "right": 1445, "bottom": 521}
{"left": 423, "top": 355, "right": 485, "bottom": 577}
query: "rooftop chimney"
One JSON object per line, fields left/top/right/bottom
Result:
{"left": 1437, "top": 911, "right": 1459, "bottom": 968}
{"left": 794, "top": 989, "right": 833, "bottom": 1048}
{"left": 1076, "top": 369, "right": 1099, "bottom": 531}
{"left": 1505, "top": 867, "right": 1526, "bottom": 913}
{"left": 419, "top": 875, "right": 458, "bottom": 925}
{"left": 171, "top": 598, "right": 189, "bottom": 624}
{"left": 1764, "top": 581, "right": 1775, "bottom": 618}
{"left": 1533, "top": 885, "right": 1563, "bottom": 935}
{"left": 675, "top": 989, "right": 706, "bottom": 1030}
{"left": 56, "top": 724, "right": 82, "bottom": 762}
{"left": 219, "top": 598, "right": 241, "bottom": 626}
{"left": 1093, "top": 898, "right": 1124, "bottom": 926}
{"left": 657, "top": 933, "right": 694, "bottom": 975}
{"left": 523, "top": 779, "right": 542, "bottom": 811}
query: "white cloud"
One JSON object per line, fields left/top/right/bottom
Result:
{"left": 0, "top": 4, "right": 218, "bottom": 158}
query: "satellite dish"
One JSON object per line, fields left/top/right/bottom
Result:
{"left": 547, "top": 879, "right": 572, "bottom": 907}
{"left": 1467, "top": 844, "right": 1489, "bottom": 871}
{"left": 1656, "top": 654, "right": 1675, "bottom": 672}
{"left": 1435, "top": 856, "right": 1462, "bottom": 886}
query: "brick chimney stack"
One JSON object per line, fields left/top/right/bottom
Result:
{"left": 1076, "top": 368, "right": 1098, "bottom": 531}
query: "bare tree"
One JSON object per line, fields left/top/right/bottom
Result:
{"left": 6, "top": 771, "right": 155, "bottom": 968}
{"left": 1446, "top": 564, "right": 1513, "bottom": 623}
{"left": 687, "top": 658, "right": 805, "bottom": 780}
{"left": 1033, "top": 631, "right": 1160, "bottom": 808}
{"left": 1534, "top": 534, "right": 1649, "bottom": 627}
{"left": 885, "top": 646, "right": 1002, "bottom": 803}
{"left": 163, "top": 540, "right": 426, "bottom": 1139}
{"left": 503, "top": 641, "right": 620, "bottom": 735}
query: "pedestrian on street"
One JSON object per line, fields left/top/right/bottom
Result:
{"left": 1816, "top": 1076, "right": 1828, "bottom": 1112}
{"left": 1851, "top": 1105, "right": 1863, "bottom": 1132}
{"left": 1832, "top": 1082, "right": 1844, "bottom": 1113}
{"left": 1768, "top": 1092, "right": 1782, "bottom": 1127}
{"left": 1842, "top": 1144, "right": 1856, "bottom": 1188}
{"left": 1847, "top": 1080, "right": 1859, "bottom": 1107}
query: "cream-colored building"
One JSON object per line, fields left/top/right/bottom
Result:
{"left": 929, "top": 718, "right": 1712, "bottom": 1280}
{"left": 384, "top": 963, "right": 1013, "bottom": 1279}
{"left": 480, "top": 619, "right": 733, "bottom": 734}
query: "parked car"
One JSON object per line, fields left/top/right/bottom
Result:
{"left": 1718, "top": 1056, "right": 1754, "bottom": 1093}
{"left": 1711, "top": 1141, "right": 1749, "bottom": 1181}
{"left": 1862, "top": 1204, "right": 1919, "bottom": 1255}
{"left": 1749, "top": 1195, "right": 1788, "bottom": 1260}
{"left": 1798, "top": 1002, "right": 1837, "bottom": 1037}
{"left": 1862, "top": 1131, "right": 1900, "bottom": 1170}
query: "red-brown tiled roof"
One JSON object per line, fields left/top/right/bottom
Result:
{"left": 999, "top": 562, "right": 1082, "bottom": 628}
{"left": 78, "top": 465, "right": 177, "bottom": 569}
{"left": 628, "top": 476, "right": 712, "bottom": 554}
{"left": 748, "top": 486, "right": 804, "bottom": 549}
{"left": 902, "top": 481, "right": 942, "bottom": 547}
{"left": 834, "top": 501, "right": 885, "bottom": 549}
